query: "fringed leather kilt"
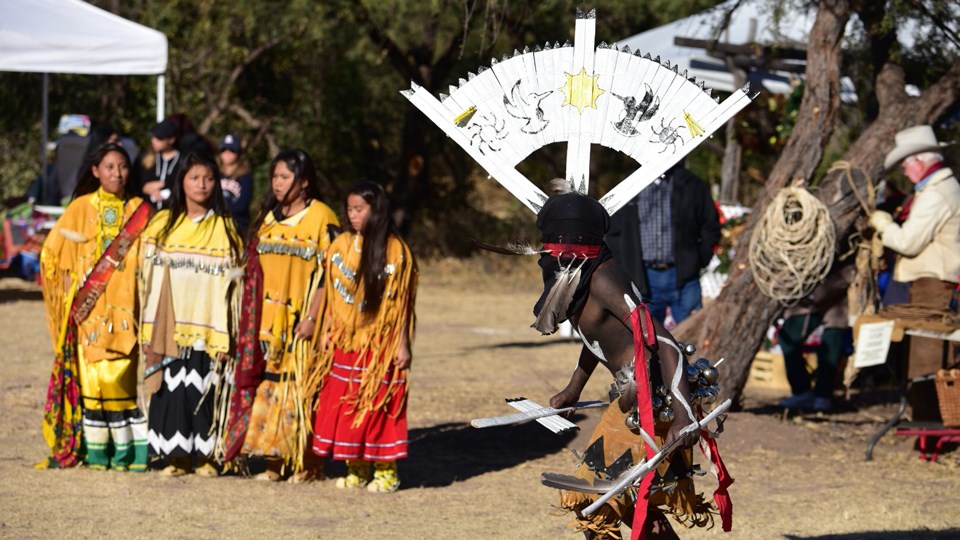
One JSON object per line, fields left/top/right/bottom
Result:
{"left": 557, "top": 403, "right": 714, "bottom": 538}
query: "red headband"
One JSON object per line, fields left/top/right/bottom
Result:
{"left": 543, "top": 243, "right": 601, "bottom": 258}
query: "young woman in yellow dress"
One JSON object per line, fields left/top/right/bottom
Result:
{"left": 312, "top": 181, "right": 418, "bottom": 493}
{"left": 139, "top": 153, "right": 242, "bottom": 476}
{"left": 40, "top": 143, "right": 153, "bottom": 470}
{"left": 224, "top": 149, "right": 339, "bottom": 481}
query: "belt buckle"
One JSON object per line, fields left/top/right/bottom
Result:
{"left": 647, "top": 262, "right": 671, "bottom": 270}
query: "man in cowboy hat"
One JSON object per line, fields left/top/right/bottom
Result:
{"left": 868, "top": 124, "right": 959, "bottom": 417}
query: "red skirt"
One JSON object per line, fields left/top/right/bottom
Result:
{"left": 312, "top": 348, "right": 408, "bottom": 461}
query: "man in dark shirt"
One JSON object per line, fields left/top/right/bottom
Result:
{"left": 138, "top": 118, "right": 182, "bottom": 208}
{"left": 607, "top": 163, "right": 720, "bottom": 325}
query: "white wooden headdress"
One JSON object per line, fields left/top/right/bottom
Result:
{"left": 401, "top": 8, "right": 755, "bottom": 215}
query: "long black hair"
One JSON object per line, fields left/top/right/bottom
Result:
{"left": 72, "top": 142, "right": 137, "bottom": 200}
{"left": 157, "top": 152, "right": 242, "bottom": 261}
{"left": 346, "top": 181, "right": 400, "bottom": 317}
{"left": 247, "top": 148, "right": 321, "bottom": 244}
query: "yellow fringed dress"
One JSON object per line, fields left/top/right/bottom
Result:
{"left": 139, "top": 210, "right": 241, "bottom": 458}
{"left": 311, "top": 232, "right": 417, "bottom": 461}
{"left": 242, "top": 200, "right": 340, "bottom": 467}
{"left": 39, "top": 189, "right": 148, "bottom": 471}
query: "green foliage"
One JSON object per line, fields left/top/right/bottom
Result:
{"left": 2, "top": 0, "right": 956, "bottom": 255}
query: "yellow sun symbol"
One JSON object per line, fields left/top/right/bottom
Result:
{"left": 560, "top": 67, "right": 605, "bottom": 114}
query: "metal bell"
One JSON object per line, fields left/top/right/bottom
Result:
{"left": 651, "top": 396, "right": 663, "bottom": 410}
{"left": 655, "top": 385, "right": 668, "bottom": 397}
{"left": 658, "top": 408, "right": 675, "bottom": 423}
{"left": 663, "top": 394, "right": 673, "bottom": 407}
{"left": 683, "top": 343, "right": 697, "bottom": 356}
{"left": 701, "top": 366, "right": 719, "bottom": 384}
{"left": 625, "top": 411, "right": 640, "bottom": 431}
{"left": 685, "top": 365, "right": 700, "bottom": 382}
{"left": 695, "top": 358, "right": 710, "bottom": 369}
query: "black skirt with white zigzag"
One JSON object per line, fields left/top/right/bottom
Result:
{"left": 147, "top": 349, "right": 217, "bottom": 458}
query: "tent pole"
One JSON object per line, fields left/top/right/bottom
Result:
{"left": 40, "top": 72, "right": 49, "bottom": 197}
{"left": 156, "top": 74, "right": 165, "bottom": 122}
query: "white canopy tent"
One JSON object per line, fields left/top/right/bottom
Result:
{"left": 0, "top": 0, "right": 167, "bottom": 76}
{"left": 0, "top": 0, "right": 168, "bottom": 197}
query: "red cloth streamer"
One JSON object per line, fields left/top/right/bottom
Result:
{"left": 702, "top": 432, "right": 734, "bottom": 531}
{"left": 222, "top": 237, "right": 264, "bottom": 462}
{"left": 627, "top": 303, "right": 658, "bottom": 540}
{"left": 542, "top": 243, "right": 601, "bottom": 258}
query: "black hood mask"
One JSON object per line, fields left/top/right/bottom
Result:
{"left": 532, "top": 193, "right": 612, "bottom": 334}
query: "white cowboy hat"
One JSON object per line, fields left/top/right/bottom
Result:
{"left": 883, "top": 125, "right": 951, "bottom": 170}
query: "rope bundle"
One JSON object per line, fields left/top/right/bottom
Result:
{"left": 749, "top": 183, "right": 835, "bottom": 305}
{"left": 832, "top": 161, "right": 881, "bottom": 320}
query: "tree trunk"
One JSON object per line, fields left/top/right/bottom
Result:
{"left": 719, "top": 54, "right": 748, "bottom": 203}
{"left": 719, "top": 119, "right": 742, "bottom": 203}
{"left": 672, "top": 0, "right": 851, "bottom": 404}
{"left": 674, "top": 1, "right": 960, "bottom": 406}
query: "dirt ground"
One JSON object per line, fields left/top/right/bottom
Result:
{"left": 1, "top": 257, "right": 959, "bottom": 539}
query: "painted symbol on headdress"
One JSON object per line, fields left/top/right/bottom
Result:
{"left": 503, "top": 80, "right": 553, "bottom": 134}
{"left": 468, "top": 113, "right": 509, "bottom": 154}
{"left": 454, "top": 106, "right": 478, "bottom": 128}
{"left": 610, "top": 84, "right": 660, "bottom": 137}
{"left": 650, "top": 118, "right": 684, "bottom": 154}
{"left": 683, "top": 111, "right": 704, "bottom": 138}
{"left": 560, "top": 67, "right": 604, "bottom": 114}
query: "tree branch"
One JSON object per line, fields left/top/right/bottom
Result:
{"left": 198, "top": 36, "right": 282, "bottom": 134}
{"left": 352, "top": 0, "right": 420, "bottom": 83}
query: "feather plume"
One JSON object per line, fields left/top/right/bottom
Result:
{"left": 58, "top": 229, "right": 90, "bottom": 243}
{"left": 531, "top": 263, "right": 582, "bottom": 335}
{"left": 471, "top": 238, "right": 543, "bottom": 256}
{"left": 547, "top": 178, "right": 576, "bottom": 194}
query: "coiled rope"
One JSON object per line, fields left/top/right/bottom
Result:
{"left": 748, "top": 180, "right": 835, "bottom": 305}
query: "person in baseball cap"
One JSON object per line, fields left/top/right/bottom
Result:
{"left": 150, "top": 118, "right": 179, "bottom": 140}
{"left": 219, "top": 133, "right": 242, "bottom": 154}
{"left": 217, "top": 133, "right": 253, "bottom": 234}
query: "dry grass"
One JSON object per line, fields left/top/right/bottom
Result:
{"left": 1, "top": 263, "right": 958, "bottom": 539}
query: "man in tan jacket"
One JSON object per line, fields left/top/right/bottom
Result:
{"left": 869, "top": 125, "right": 959, "bottom": 419}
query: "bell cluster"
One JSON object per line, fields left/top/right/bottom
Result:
{"left": 624, "top": 343, "right": 723, "bottom": 432}
{"left": 647, "top": 357, "right": 721, "bottom": 424}
{"left": 686, "top": 358, "right": 720, "bottom": 410}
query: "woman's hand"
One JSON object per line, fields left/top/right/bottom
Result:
{"left": 216, "top": 351, "right": 230, "bottom": 363}
{"left": 294, "top": 317, "right": 316, "bottom": 341}
{"left": 393, "top": 342, "right": 412, "bottom": 370}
